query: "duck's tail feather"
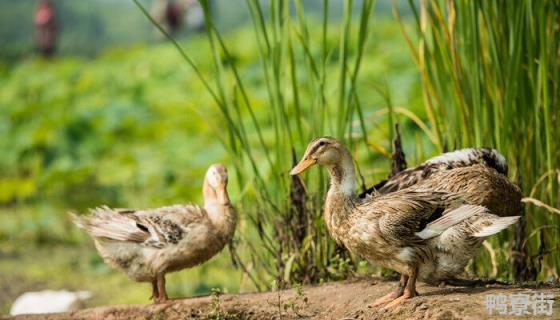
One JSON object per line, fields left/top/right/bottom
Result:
{"left": 69, "top": 212, "right": 85, "bottom": 228}
{"left": 472, "top": 216, "right": 520, "bottom": 238}
{"left": 69, "top": 209, "right": 147, "bottom": 242}
{"left": 416, "top": 205, "right": 487, "bottom": 240}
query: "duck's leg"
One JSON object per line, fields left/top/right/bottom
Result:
{"left": 382, "top": 267, "right": 419, "bottom": 309}
{"left": 368, "top": 274, "right": 408, "bottom": 308}
{"left": 149, "top": 279, "right": 159, "bottom": 303}
{"left": 156, "top": 275, "right": 169, "bottom": 303}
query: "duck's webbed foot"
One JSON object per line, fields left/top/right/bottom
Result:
{"left": 382, "top": 267, "right": 419, "bottom": 310}
{"left": 381, "top": 287, "right": 418, "bottom": 309}
{"left": 368, "top": 274, "right": 408, "bottom": 308}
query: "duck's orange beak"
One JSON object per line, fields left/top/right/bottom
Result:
{"left": 290, "top": 158, "right": 316, "bottom": 175}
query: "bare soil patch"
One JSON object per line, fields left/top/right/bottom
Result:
{"left": 4, "top": 278, "right": 559, "bottom": 320}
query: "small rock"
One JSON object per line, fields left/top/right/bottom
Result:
{"left": 10, "top": 290, "right": 91, "bottom": 315}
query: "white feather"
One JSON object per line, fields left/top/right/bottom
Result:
{"left": 473, "top": 216, "right": 520, "bottom": 238}
{"left": 425, "top": 148, "right": 507, "bottom": 172}
{"left": 426, "top": 148, "right": 479, "bottom": 165}
{"left": 416, "top": 205, "right": 487, "bottom": 240}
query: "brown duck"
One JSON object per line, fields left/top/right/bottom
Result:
{"left": 71, "top": 164, "right": 236, "bottom": 303}
{"left": 291, "top": 137, "right": 519, "bottom": 308}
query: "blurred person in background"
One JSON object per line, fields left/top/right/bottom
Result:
{"left": 151, "top": 0, "right": 208, "bottom": 35}
{"left": 34, "top": 0, "right": 59, "bottom": 57}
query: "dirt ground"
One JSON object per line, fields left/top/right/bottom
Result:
{"left": 3, "top": 278, "right": 559, "bottom": 320}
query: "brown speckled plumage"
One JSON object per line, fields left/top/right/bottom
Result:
{"left": 71, "top": 164, "right": 236, "bottom": 303}
{"left": 361, "top": 148, "right": 522, "bottom": 218}
{"left": 291, "top": 137, "right": 520, "bottom": 308}
{"left": 414, "top": 164, "right": 522, "bottom": 218}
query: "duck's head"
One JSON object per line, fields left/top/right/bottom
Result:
{"left": 203, "top": 164, "right": 230, "bottom": 205}
{"left": 203, "top": 164, "right": 236, "bottom": 230}
{"left": 290, "top": 136, "right": 348, "bottom": 175}
{"left": 205, "top": 164, "right": 228, "bottom": 190}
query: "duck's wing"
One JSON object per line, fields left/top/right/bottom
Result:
{"left": 360, "top": 148, "right": 508, "bottom": 196}
{"left": 357, "top": 190, "right": 485, "bottom": 245}
{"left": 70, "top": 204, "right": 207, "bottom": 248}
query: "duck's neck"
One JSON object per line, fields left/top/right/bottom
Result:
{"left": 324, "top": 151, "right": 356, "bottom": 235}
{"left": 326, "top": 152, "right": 356, "bottom": 198}
{"left": 203, "top": 186, "right": 237, "bottom": 242}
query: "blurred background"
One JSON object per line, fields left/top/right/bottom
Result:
{"left": 0, "top": 0, "right": 558, "bottom": 315}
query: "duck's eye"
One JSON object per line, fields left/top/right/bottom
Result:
{"left": 319, "top": 140, "right": 327, "bottom": 146}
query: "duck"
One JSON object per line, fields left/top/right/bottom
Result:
{"left": 361, "top": 148, "right": 523, "bottom": 218}
{"left": 290, "top": 137, "right": 519, "bottom": 308}
{"left": 70, "top": 164, "right": 236, "bottom": 303}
